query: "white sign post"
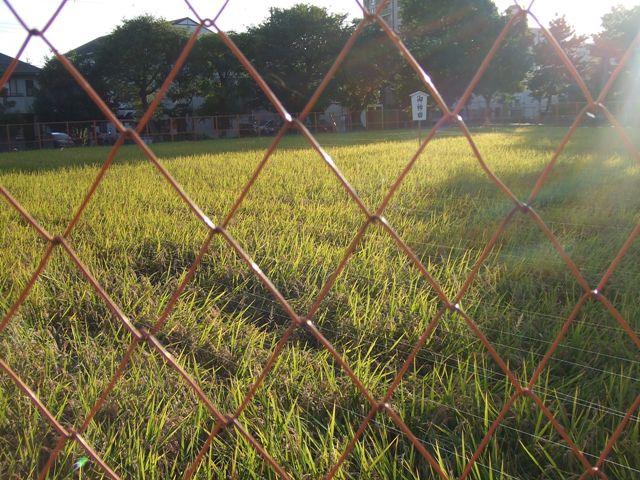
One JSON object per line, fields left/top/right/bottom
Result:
{"left": 410, "top": 91, "right": 428, "bottom": 144}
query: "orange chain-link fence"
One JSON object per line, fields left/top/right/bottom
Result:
{"left": 1, "top": 0, "right": 639, "bottom": 478}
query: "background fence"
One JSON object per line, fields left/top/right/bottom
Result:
{"left": 1, "top": 0, "right": 639, "bottom": 479}
{"left": 2, "top": 101, "right": 638, "bottom": 151}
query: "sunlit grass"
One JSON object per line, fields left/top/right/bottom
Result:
{"left": 0, "top": 127, "right": 638, "bottom": 479}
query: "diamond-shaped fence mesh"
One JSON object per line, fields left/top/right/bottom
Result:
{"left": 1, "top": 0, "right": 639, "bottom": 478}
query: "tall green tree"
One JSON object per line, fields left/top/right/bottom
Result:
{"left": 590, "top": 5, "right": 640, "bottom": 104}
{"left": 246, "top": 4, "right": 352, "bottom": 113}
{"left": 527, "top": 16, "right": 587, "bottom": 112}
{"left": 34, "top": 49, "right": 111, "bottom": 122}
{"left": 474, "top": 12, "right": 533, "bottom": 120}
{"left": 400, "top": 0, "right": 507, "bottom": 106}
{"left": 189, "top": 32, "right": 257, "bottom": 115}
{"left": 96, "top": 15, "right": 189, "bottom": 113}
{"left": 337, "top": 22, "right": 405, "bottom": 111}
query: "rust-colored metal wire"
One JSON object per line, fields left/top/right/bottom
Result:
{"left": 0, "top": 0, "right": 638, "bottom": 478}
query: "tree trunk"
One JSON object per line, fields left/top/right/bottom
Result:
{"left": 140, "top": 90, "right": 149, "bottom": 114}
{"left": 483, "top": 94, "right": 492, "bottom": 124}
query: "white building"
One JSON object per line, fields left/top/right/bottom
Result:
{"left": 0, "top": 52, "right": 40, "bottom": 118}
{"left": 170, "top": 17, "right": 214, "bottom": 36}
{"left": 363, "top": 0, "right": 402, "bottom": 33}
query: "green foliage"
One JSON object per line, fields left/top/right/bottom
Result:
{"left": 1, "top": 127, "right": 639, "bottom": 478}
{"left": 34, "top": 16, "right": 191, "bottom": 120}
{"left": 595, "top": 5, "right": 640, "bottom": 57}
{"left": 400, "top": 0, "right": 505, "bottom": 104}
{"left": 337, "top": 22, "right": 405, "bottom": 111}
{"left": 474, "top": 12, "right": 533, "bottom": 116}
{"left": 245, "top": 4, "right": 352, "bottom": 112}
{"left": 190, "top": 32, "right": 257, "bottom": 115}
{"left": 96, "top": 15, "right": 190, "bottom": 112}
{"left": 590, "top": 5, "right": 640, "bottom": 108}
{"left": 31, "top": 2, "right": 543, "bottom": 122}
{"left": 33, "top": 50, "right": 110, "bottom": 122}
{"left": 528, "top": 16, "right": 587, "bottom": 109}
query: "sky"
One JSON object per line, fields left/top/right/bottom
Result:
{"left": 1, "top": 0, "right": 639, "bottom": 67}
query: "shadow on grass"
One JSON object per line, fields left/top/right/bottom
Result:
{"left": 2, "top": 125, "right": 637, "bottom": 175}
{"left": 0, "top": 130, "right": 426, "bottom": 174}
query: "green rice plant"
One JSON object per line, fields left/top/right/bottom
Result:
{"left": 0, "top": 127, "right": 638, "bottom": 478}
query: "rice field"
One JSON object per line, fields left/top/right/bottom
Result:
{"left": 0, "top": 126, "right": 638, "bottom": 479}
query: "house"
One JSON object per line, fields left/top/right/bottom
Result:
{"left": 170, "top": 17, "right": 214, "bottom": 35}
{"left": 0, "top": 52, "right": 40, "bottom": 119}
{"left": 363, "top": 0, "right": 402, "bottom": 33}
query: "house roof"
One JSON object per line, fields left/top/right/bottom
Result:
{"left": 170, "top": 17, "right": 214, "bottom": 34}
{"left": 0, "top": 52, "right": 40, "bottom": 76}
{"left": 64, "top": 16, "right": 212, "bottom": 60}
{"left": 70, "top": 35, "right": 108, "bottom": 57}
{"left": 67, "top": 17, "right": 210, "bottom": 58}
{"left": 170, "top": 17, "right": 199, "bottom": 26}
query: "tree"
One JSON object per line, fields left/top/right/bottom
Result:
{"left": 474, "top": 11, "right": 533, "bottom": 121}
{"left": 96, "top": 15, "right": 190, "bottom": 113}
{"left": 34, "top": 49, "right": 112, "bottom": 122}
{"left": 527, "top": 16, "right": 587, "bottom": 113}
{"left": 189, "top": 32, "right": 257, "bottom": 115}
{"left": 245, "top": 4, "right": 352, "bottom": 113}
{"left": 337, "top": 22, "right": 406, "bottom": 112}
{"left": 590, "top": 5, "right": 640, "bottom": 105}
{"left": 400, "top": 0, "right": 507, "bottom": 106}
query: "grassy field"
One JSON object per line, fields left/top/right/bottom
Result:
{"left": 0, "top": 127, "right": 638, "bottom": 479}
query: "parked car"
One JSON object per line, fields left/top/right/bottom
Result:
{"left": 238, "top": 122, "right": 257, "bottom": 137}
{"left": 254, "top": 119, "right": 280, "bottom": 135}
{"left": 96, "top": 129, "right": 118, "bottom": 145}
{"left": 303, "top": 117, "right": 336, "bottom": 133}
{"left": 50, "top": 132, "right": 75, "bottom": 148}
{"left": 315, "top": 119, "right": 336, "bottom": 133}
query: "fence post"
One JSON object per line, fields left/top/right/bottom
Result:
{"left": 92, "top": 120, "right": 97, "bottom": 146}
{"left": 5, "top": 124, "right": 10, "bottom": 150}
{"left": 36, "top": 122, "right": 42, "bottom": 149}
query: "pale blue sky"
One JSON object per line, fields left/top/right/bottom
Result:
{"left": 1, "top": 0, "right": 638, "bottom": 67}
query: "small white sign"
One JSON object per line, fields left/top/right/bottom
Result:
{"left": 410, "top": 91, "right": 428, "bottom": 121}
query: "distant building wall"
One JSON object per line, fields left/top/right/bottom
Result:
{"left": 2, "top": 76, "right": 37, "bottom": 113}
{"left": 363, "top": 0, "right": 402, "bottom": 32}
{"left": 0, "top": 53, "right": 40, "bottom": 117}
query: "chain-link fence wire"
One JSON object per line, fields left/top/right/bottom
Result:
{"left": 1, "top": 0, "right": 639, "bottom": 478}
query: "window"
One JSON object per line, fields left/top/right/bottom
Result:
{"left": 8, "top": 78, "right": 22, "bottom": 96}
{"left": 25, "top": 79, "right": 35, "bottom": 97}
